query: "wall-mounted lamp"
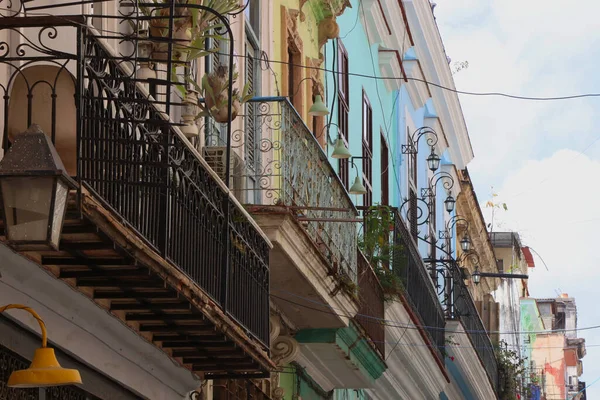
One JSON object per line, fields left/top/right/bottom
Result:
{"left": 460, "top": 233, "right": 471, "bottom": 252}
{"left": 0, "top": 125, "right": 77, "bottom": 250}
{"left": 426, "top": 147, "right": 441, "bottom": 172}
{"left": 444, "top": 193, "right": 456, "bottom": 213}
{"left": 289, "top": 77, "right": 330, "bottom": 117}
{"left": 308, "top": 95, "right": 329, "bottom": 117}
{"left": 0, "top": 304, "right": 82, "bottom": 387}
{"left": 331, "top": 138, "right": 351, "bottom": 159}
{"left": 348, "top": 157, "right": 367, "bottom": 195}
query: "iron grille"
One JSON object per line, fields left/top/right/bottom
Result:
{"left": 392, "top": 209, "right": 445, "bottom": 361}
{"left": 356, "top": 251, "right": 385, "bottom": 358}
{"left": 79, "top": 29, "right": 270, "bottom": 347}
{"left": 452, "top": 266, "right": 499, "bottom": 393}
{"left": 242, "top": 98, "right": 358, "bottom": 282}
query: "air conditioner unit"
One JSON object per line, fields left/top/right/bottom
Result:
{"left": 203, "top": 146, "right": 245, "bottom": 199}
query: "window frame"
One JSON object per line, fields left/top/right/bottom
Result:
{"left": 337, "top": 40, "right": 349, "bottom": 188}
{"left": 362, "top": 91, "right": 373, "bottom": 207}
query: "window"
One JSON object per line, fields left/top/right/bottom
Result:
{"left": 245, "top": 4, "right": 261, "bottom": 203}
{"left": 381, "top": 132, "right": 389, "bottom": 205}
{"left": 362, "top": 92, "right": 373, "bottom": 207}
{"left": 337, "top": 40, "right": 349, "bottom": 188}
{"left": 244, "top": 0, "right": 260, "bottom": 33}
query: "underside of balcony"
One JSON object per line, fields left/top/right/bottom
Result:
{"left": 250, "top": 210, "right": 358, "bottom": 330}
{"left": 0, "top": 191, "right": 273, "bottom": 379}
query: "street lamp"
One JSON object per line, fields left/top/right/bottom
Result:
{"left": 444, "top": 193, "right": 456, "bottom": 213}
{"left": 460, "top": 233, "right": 471, "bottom": 252}
{"left": 0, "top": 125, "right": 76, "bottom": 250}
{"left": 472, "top": 268, "right": 481, "bottom": 285}
{"left": 0, "top": 304, "right": 82, "bottom": 387}
{"left": 426, "top": 147, "right": 441, "bottom": 172}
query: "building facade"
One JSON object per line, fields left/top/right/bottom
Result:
{"left": 0, "top": 1, "right": 527, "bottom": 399}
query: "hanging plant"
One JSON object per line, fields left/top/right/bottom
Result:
{"left": 187, "top": 64, "right": 253, "bottom": 123}
{"left": 138, "top": 0, "right": 242, "bottom": 63}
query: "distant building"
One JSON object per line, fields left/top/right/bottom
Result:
{"left": 521, "top": 294, "right": 586, "bottom": 400}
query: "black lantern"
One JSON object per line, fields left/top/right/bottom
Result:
{"left": 426, "top": 147, "right": 441, "bottom": 172}
{"left": 444, "top": 194, "right": 455, "bottom": 213}
{"left": 472, "top": 268, "right": 481, "bottom": 285}
{"left": 460, "top": 233, "right": 471, "bottom": 252}
{"left": 0, "top": 125, "right": 75, "bottom": 250}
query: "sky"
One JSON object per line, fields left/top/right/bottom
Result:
{"left": 434, "top": 0, "right": 600, "bottom": 397}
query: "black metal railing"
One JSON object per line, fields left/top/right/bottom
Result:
{"left": 212, "top": 379, "right": 272, "bottom": 400}
{"left": 452, "top": 266, "right": 499, "bottom": 392}
{"left": 392, "top": 209, "right": 445, "bottom": 360}
{"left": 78, "top": 30, "right": 270, "bottom": 346}
{"left": 356, "top": 250, "right": 385, "bottom": 358}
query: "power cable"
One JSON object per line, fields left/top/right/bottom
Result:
{"left": 270, "top": 291, "right": 600, "bottom": 336}
{"left": 4, "top": 6, "right": 600, "bottom": 103}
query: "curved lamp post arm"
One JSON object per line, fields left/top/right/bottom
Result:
{"left": 422, "top": 171, "right": 455, "bottom": 199}
{"left": 401, "top": 126, "right": 439, "bottom": 155}
{"left": 0, "top": 304, "right": 47, "bottom": 348}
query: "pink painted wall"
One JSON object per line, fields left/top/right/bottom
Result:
{"left": 531, "top": 334, "right": 566, "bottom": 399}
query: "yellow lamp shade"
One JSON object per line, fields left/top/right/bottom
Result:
{"left": 8, "top": 347, "right": 82, "bottom": 388}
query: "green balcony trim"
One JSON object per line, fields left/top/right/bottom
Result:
{"left": 295, "top": 323, "right": 387, "bottom": 382}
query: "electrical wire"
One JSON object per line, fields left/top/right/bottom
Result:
{"left": 3, "top": 6, "right": 600, "bottom": 103}
{"left": 270, "top": 291, "right": 598, "bottom": 336}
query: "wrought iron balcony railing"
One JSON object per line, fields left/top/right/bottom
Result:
{"left": 451, "top": 266, "right": 499, "bottom": 393}
{"left": 356, "top": 250, "right": 385, "bottom": 358}
{"left": 79, "top": 31, "right": 270, "bottom": 346}
{"left": 0, "top": 12, "right": 270, "bottom": 348}
{"left": 232, "top": 98, "right": 358, "bottom": 282}
{"left": 392, "top": 209, "right": 446, "bottom": 361}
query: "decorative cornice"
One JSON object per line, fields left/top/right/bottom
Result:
{"left": 362, "top": 0, "right": 391, "bottom": 45}
{"left": 404, "top": 0, "right": 474, "bottom": 169}
{"left": 378, "top": 49, "right": 405, "bottom": 92}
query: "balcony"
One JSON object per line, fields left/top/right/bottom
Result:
{"left": 391, "top": 209, "right": 446, "bottom": 361}
{"left": 242, "top": 98, "right": 359, "bottom": 330}
{"left": 0, "top": 11, "right": 272, "bottom": 378}
{"left": 449, "top": 264, "right": 499, "bottom": 395}
{"left": 355, "top": 251, "right": 385, "bottom": 358}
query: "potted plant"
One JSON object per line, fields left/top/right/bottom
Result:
{"left": 187, "top": 64, "right": 252, "bottom": 123}
{"left": 358, "top": 205, "right": 407, "bottom": 301}
{"left": 139, "top": 0, "right": 243, "bottom": 63}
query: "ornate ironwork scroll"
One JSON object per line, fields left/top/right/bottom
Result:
{"left": 240, "top": 98, "right": 358, "bottom": 281}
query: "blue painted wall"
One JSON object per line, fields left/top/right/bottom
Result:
{"left": 324, "top": 0, "right": 395, "bottom": 209}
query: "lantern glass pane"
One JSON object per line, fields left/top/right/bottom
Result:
{"left": 50, "top": 179, "right": 69, "bottom": 247}
{"left": 1, "top": 177, "right": 54, "bottom": 242}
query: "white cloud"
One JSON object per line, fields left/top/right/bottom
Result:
{"left": 434, "top": 0, "right": 600, "bottom": 394}
{"left": 481, "top": 150, "right": 600, "bottom": 394}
